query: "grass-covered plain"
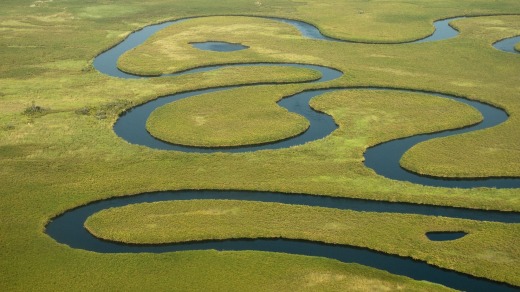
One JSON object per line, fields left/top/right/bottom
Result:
{"left": 1, "top": 0, "right": 520, "bottom": 291}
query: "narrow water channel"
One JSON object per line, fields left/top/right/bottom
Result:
{"left": 47, "top": 15, "right": 520, "bottom": 291}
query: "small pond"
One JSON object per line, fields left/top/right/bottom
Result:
{"left": 426, "top": 231, "right": 467, "bottom": 241}
{"left": 493, "top": 36, "right": 520, "bottom": 54}
{"left": 191, "top": 41, "right": 249, "bottom": 52}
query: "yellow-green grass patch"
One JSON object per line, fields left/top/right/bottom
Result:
{"left": 86, "top": 199, "right": 520, "bottom": 286}
{"left": 290, "top": 1, "right": 520, "bottom": 42}
{"left": 310, "top": 89, "right": 482, "bottom": 148}
{"left": 147, "top": 87, "right": 309, "bottom": 147}
{"left": 121, "top": 14, "right": 520, "bottom": 177}
{"left": 118, "top": 16, "right": 329, "bottom": 76}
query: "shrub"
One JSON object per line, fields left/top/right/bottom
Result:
{"left": 23, "top": 101, "right": 47, "bottom": 116}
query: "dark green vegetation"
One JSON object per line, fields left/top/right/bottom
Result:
{"left": 1, "top": 0, "right": 520, "bottom": 291}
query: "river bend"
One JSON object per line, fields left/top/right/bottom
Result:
{"left": 46, "top": 15, "right": 520, "bottom": 291}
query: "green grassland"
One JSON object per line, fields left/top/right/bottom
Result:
{"left": 1, "top": 0, "right": 520, "bottom": 291}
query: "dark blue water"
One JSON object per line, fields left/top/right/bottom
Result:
{"left": 364, "top": 91, "right": 519, "bottom": 188}
{"left": 114, "top": 66, "right": 341, "bottom": 152}
{"left": 413, "top": 17, "right": 464, "bottom": 43}
{"left": 426, "top": 231, "right": 468, "bottom": 241}
{"left": 46, "top": 190, "right": 520, "bottom": 291}
{"left": 271, "top": 16, "right": 464, "bottom": 44}
{"left": 191, "top": 41, "right": 248, "bottom": 52}
{"left": 93, "top": 20, "right": 185, "bottom": 79}
{"left": 54, "top": 15, "right": 520, "bottom": 291}
{"left": 494, "top": 36, "right": 520, "bottom": 54}
{"left": 98, "top": 15, "right": 520, "bottom": 187}
{"left": 269, "top": 17, "right": 340, "bottom": 42}
{"left": 92, "top": 15, "right": 468, "bottom": 77}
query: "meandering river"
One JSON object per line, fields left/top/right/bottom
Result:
{"left": 48, "top": 16, "right": 520, "bottom": 291}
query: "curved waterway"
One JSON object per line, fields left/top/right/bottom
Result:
{"left": 46, "top": 190, "right": 520, "bottom": 292}
{"left": 494, "top": 35, "right": 520, "bottom": 54}
{"left": 105, "top": 15, "right": 520, "bottom": 187}
{"left": 274, "top": 16, "right": 465, "bottom": 43}
{"left": 47, "top": 15, "right": 520, "bottom": 291}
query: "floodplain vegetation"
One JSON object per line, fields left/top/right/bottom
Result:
{"left": 86, "top": 200, "right": 519, "bottom": 285}
{"left": 1, "top": 0, "right": 520, "bottom": 291}
{"left": 146, "top": 68, "right": 318, "bottom": 147}
{"left": 122, "top": 15, "right": 520, "bottom": 178}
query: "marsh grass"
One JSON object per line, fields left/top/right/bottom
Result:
{"left": 86, "top": 199, "right": 520, "bottom": 285}
{"left": 146, "top": 84, "right": 311, "bottom": 147}
{"left": 398, "top": 16, "right": 520, "bottom": 177}
{"left": 122, "top": 15, "right": 520, "bottom": 177}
